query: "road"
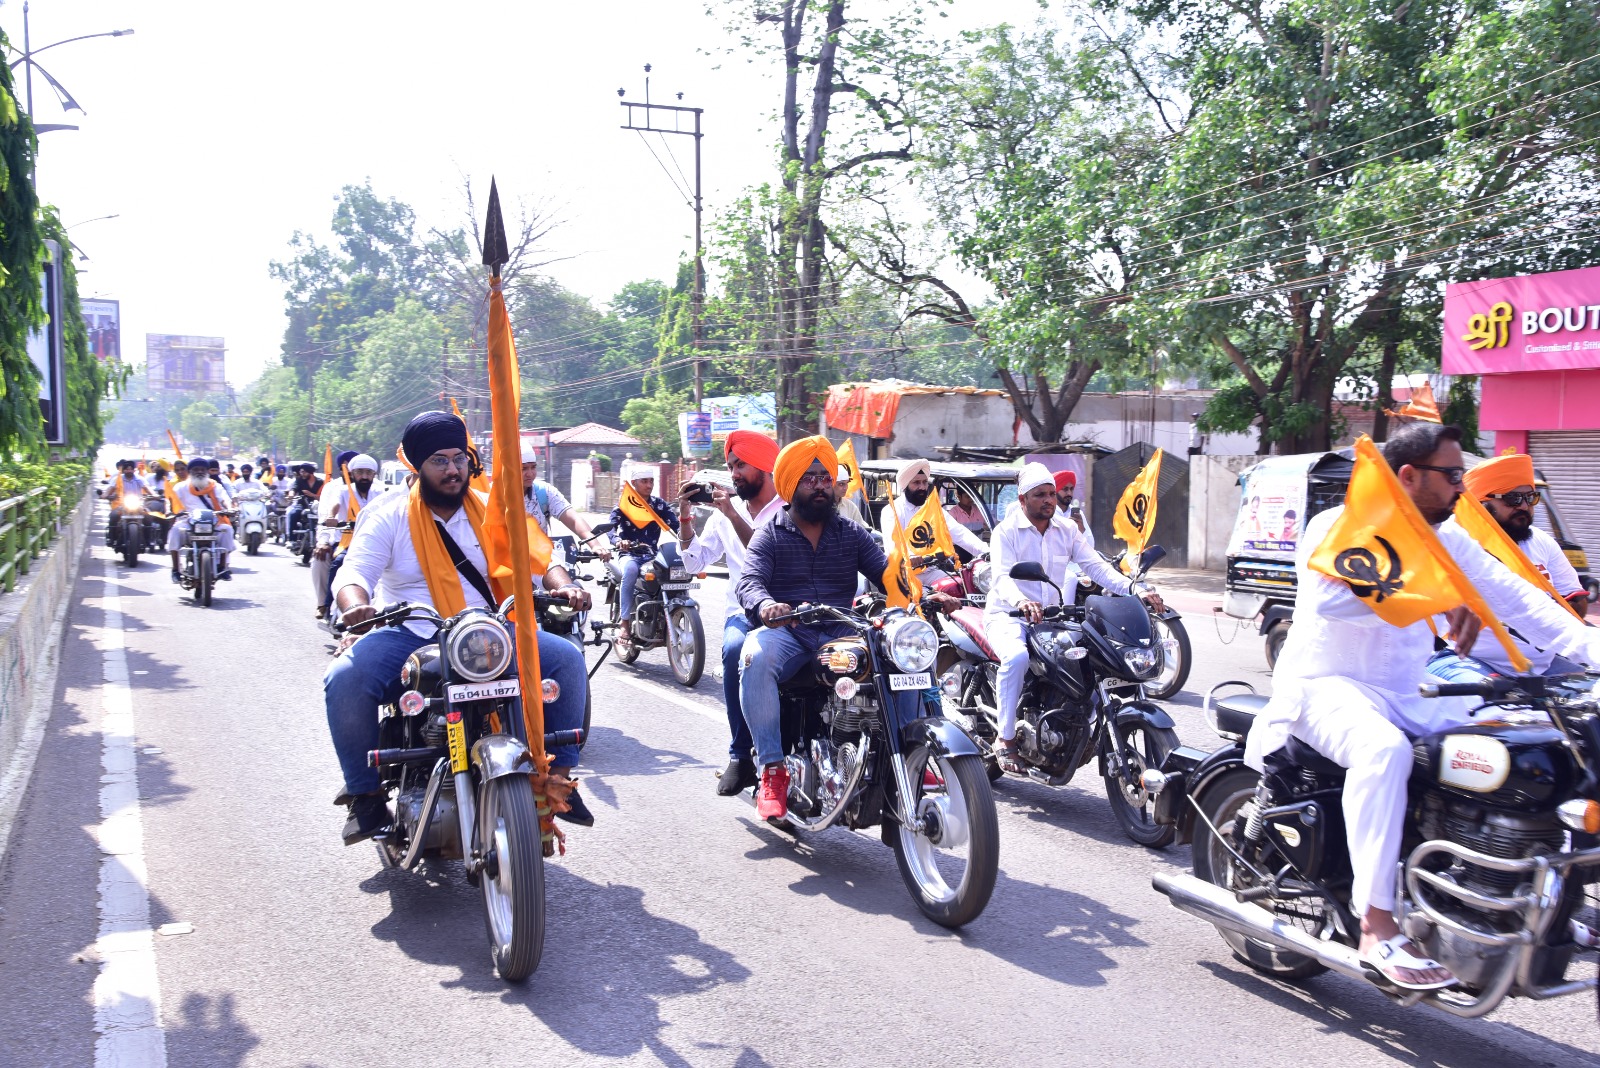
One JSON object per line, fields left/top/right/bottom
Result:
{"left": 0, "top": 509, "right": 1595, "bottom": 1067}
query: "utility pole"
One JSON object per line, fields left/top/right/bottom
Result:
{"left": 618, "top": 65, "right": 705, "bottom": 410}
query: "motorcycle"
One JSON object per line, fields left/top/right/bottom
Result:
{"left": 751, "top": 600, "right": 999, "bottom": 927}
{"left": 598, "top": 525, "right": 706, "bottom": 687}
{"left": 111, "top": 493, "right": 148, "bottom": 568}
{"left": 935, "top": 558, "right": 1181, "bottom": 847}
{"left": 288, "top": 498, "right": 317, "bottom": 565}
{"left": 535, "top": 535, "right": 614, "bottom": 751}
{"left": 929, "top": 555, "right": 993, "bottom": 608}
{"left": 1069, "top": 545, "right": 1191, "bottom": 700}
{"left": 235, "top": 488, "right": 270, "bottom": 555}
{"left": 267, "top": 499, "right": 287, "bottom": 545}
{"left": 340, "top": 597, "right": 583, "bottom": 983}
{"left": 176, "top": 508, "right": 231, "bottom": 607}
{"left": 1147, "top": 673, "right": 1600, "bottom": 1017}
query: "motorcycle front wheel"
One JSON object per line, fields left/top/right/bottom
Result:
{"left": 246, "top": 530, "right": 262, "bottom": 555}
{"left": 666, "top": 604, "right": 705, "bottom": 687}
{"left": 891, "top": 748, "right": 998, "bottom": 928}
{"left": 122, "top": 526, "right": 141, "bottom": 568}
{"left": 1102, "top": 717, "right": 1178, "bottom": 847}
{"left": 195, "top": 551, "right": 213, "bottom": 608}
{"left": 1145, "top": 615, "right": 1192, "bottom": 700}
{"left": 478, "top": 776, "right": 546, "bottom": 982}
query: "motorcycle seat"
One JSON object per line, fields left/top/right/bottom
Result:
{"left": 950, "top": 606, "right": 1000, "bottom": 662}
{"left": 1279, "top": 736, "right": 1347, "bottom": 777}
{"left": 1212, "top": 692, "right": 1268, "bottom": 737}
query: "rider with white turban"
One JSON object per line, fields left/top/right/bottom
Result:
{"left": 878, "top": 458, "right": 989, "bottom": 559}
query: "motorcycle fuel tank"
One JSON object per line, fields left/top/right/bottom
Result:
{"left": 817, "top": 637, "right": 872, "bottom": 682}
{"left": 1412, "top": 717, "right": 1578, "bottom": 811}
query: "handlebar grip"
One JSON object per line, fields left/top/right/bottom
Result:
{"left": 544, "top": 729, "right": 584, "bottom": 749}
{"left": 1418, "top": 681, "right": 1493, "bottom": 699}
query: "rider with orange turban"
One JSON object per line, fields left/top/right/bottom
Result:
{"left": 1462, "top": 451, "right": 1586, "bottom": 619}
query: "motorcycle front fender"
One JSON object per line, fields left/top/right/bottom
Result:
{"left": 1115, "top": 700, "right": 1176, "bottom": 732}
{"left": 470, "top": 733, "right": 535, "bottom": 781}
{"left": 900, "top": 715, "right": 983, "bottom": 760}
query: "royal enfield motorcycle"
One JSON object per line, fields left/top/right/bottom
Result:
{"left": 235, "top": 487, "right": 269, "bottom": 555}
{"left": 343, "top": 596, "right": 584, "bottom": 983}
{"left": 176, "top": 508, "right": 230, "bottom": 607}
{"left": 935, "top": 559, "right": 1181, "bottom": 847}
{"left": 750, "top": 601, "right": 999, "bottom": 927}
{"left": 598, "top": 524, "right": 706, "bottom": 687}
{"left": 1147, "top": 673, "right": 1600, "bottom": 1018}
{"left": 111, "top": 493, "right": 148, "bottom": 568}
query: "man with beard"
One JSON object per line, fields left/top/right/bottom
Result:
{"left": 675, "top": 430, "right": 783, "bottom": 794}
{"left": 326, "top": 412, "right": 592, "bottom": 844}
{"left": 608, "top": 465, "right": 679, "bottom": 644}
{"left": 735, "top": 435, "right": 920, "bottom": 821}
{"left": 878, "top": 459, "right": 989, "bottom": 559}
{"left": 166, "top": 456, "right": 236, "bottom": 581}
{"left": 314, "top": 453, "right": 385, "bottom": 620}
{"left": 1244, "top": 423, "right": 1600, "bottom": 991}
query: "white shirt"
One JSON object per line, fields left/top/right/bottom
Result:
{"left": 318, "top": 479, "right": 383, "bottom": 547}
{"left": 1523, "top": 524, "right": 1584, "bottom": 597}
{"left": 678, "top": 495, "right": 784, "bottom": 620}
{"left": 170, "top": 479, "right": 233, "bottom": 514}
{"left": 339, "top": 489, "right": 493, "bottom": 637}
{"left": 1245, "top": 506, "right": 1600, "bottom": 769}
{"left": 880, "top": 496, "right": 989, "bottom": 558}
{"left": 1437, "top": 519, "right": 1589, "bottom": 674}
{"left": 986, "top": 506, "right": 1133, "bottom": 618}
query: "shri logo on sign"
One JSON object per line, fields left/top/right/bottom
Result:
{"left": 1461, "top": 301, "right": 1513, "bottom": 350}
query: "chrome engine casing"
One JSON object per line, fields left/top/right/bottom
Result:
{"left": 397, "top": 785, "right": 461, "bottom": 858}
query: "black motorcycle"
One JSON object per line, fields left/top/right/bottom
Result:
{"left": 598, "top": 525, "right": 706, "bottom": 687}
{"left": 751, "top": 601, "right": 999, "bottom": 928}
{"left": 288, "top": 498, "right": 317, "bottom": 565}
{"left": 110, "top": 493, "right": 149, "bottom": 567}
{"left": 1148, "top": 673, "right": 1600, "bottom": 1017}
{"left": 175, "top": 508, "right": 231, "bottom": 607}
{"left": 346, "top": 596, "right": 583, "bottom": 983}
{"left": 1070, "top": 545, "right": 1191, "bottom": 700}
{"left": 940, "top": 560, "right": 1181, "bottom": 847}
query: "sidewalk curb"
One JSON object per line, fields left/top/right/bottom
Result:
{"left": 0, "top": 493, "right": 94, "bottom": 872}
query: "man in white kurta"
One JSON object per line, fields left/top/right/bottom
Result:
{"left": 984, "top": 462, "right": 1164, "bottom": 771}
{"left": 879, "top": 459, "right": 989, "bottom": 559}
{"left": 1244, "top": 424, "right": 1600, "bottom": 987}
{"left": 165, "top": 458, "right": 235, "bottom": 580}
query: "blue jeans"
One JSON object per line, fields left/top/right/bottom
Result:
{"left": 737, "top": 624, "right": 922, "bottom": 767}
{"left": 619, "top": 555, "right": 645, "bottom": 619}
{"left": 324, "top": 626, "right": 588, "bottom": 795}
{"left": 722, "top": 614, "right": 755, "bottom": 760}
{"left": 1428, "top": 649, "right": 1584, "bottom": 683}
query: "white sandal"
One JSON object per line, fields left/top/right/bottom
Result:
{"left": 1361, "top": 935, "right": 1458, "bottom": 991}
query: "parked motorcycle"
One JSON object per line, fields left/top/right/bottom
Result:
{"left": 176, "top": 508, "right": 231, "bottom": 607}
{"left": 342, "top": 597, "right": 583, "bottom": 983}
{"left": 598, "top": 526, "right": 706, "bottom": 687}
{"left": 936, "top": 559, "right": 1181, "bottom": 847}
{"left": 752, "top": 600, "right": 999, "bottom": 927}
{"left": 235, "top": 488, "right": 270, "bottom": 555}
{"left": 111, "top": 494, "right": 148, "bottom": 568}
{"left": 1147, "top": 673, "right": 1600, "bottom": 1017}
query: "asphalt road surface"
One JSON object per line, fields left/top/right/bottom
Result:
{"left": 0, "top": 512, "right": 1596, "bottom": 1067}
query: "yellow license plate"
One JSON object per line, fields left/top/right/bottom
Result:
{"left": 446, "top": 711, "right": 468, "bottom": 773}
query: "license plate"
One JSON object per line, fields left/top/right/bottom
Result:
{"left": 446, "top": 713, "right": 468, "bottom": 773}
{"left": 447, "top": 678, "right": 521, "bottom": 703}
{"left": 661, "top": 582, "right": 694, "bottom": 591}
{"left": 889, "top": 672, "right": 932, "bottom": 691}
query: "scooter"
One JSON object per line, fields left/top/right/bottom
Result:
{"left": 236, "top": 488, "right": 270, "bottom": 555}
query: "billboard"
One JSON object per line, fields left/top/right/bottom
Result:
{"left": 26, "top": 241, "right": 67, "bottom": 445}
{"left": 146, "top": 334, "right": 226, "bottom": 393}
{"left": 703, "top": 393, "right": 776, "bottom": 441}
{"left": 1441, "top": 264, "right": 1600, "bottom": 375}
{"left": 81, "top": 299, "right": 121, "bottom": 362}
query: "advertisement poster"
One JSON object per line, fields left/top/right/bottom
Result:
{"left": 678, "top": 411, "right": 713, "bottom": 457}
{"left": 703, "top": 393, "right": 776, "bottom": 440}
{"left": 81, "top": 298, "right": 121, "bottom": 362}
{"left": 1227, "top": 468, "right": 1307, "bottom": 557}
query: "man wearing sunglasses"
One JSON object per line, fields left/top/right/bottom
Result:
{"left": 1466, "top": 453, "right": 1587, "bottom": 618}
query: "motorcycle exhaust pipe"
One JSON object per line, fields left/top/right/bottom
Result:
{"left": 1151, "top": 872, "right": 1369, "bottom": 983}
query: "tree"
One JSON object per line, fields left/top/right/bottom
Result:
{"left": 180, "top": 400, "right": 221, "bottom": 449}
{"left": 0, "top": 36, "right": 43, "bottom": 458}
{"left": 622, "top": 386, "right": 692, "bottom": 461}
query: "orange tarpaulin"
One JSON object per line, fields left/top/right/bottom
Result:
{"left": 824, "top": 381, "right": 1007, "bottom": 440}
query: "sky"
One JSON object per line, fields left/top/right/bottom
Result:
{"left": 2, "top": 0, "right": 1049, "bottom": 389}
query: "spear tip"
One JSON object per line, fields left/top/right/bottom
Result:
{"left": 482, "top": 177, "right": 509, "bottom": 271}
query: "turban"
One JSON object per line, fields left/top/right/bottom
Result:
{"left": 334, "top": 450, "right": 359, "bottom": 473}
{"left": 896, "top": 459, "right": 931, "bottom": 492}
{"left": 774, "top": 435, "right": 839, "bottom": 502}
{"left": 401, "top": 411, "right": 470, "bottom": 469}
{"left": 1053, "top": 470, "right": 1077, "bottom": 491}
{"left": 622, "top": 463, "right": 656, "bottom": 483}
{"left": 187, "top": 457, "right": 209, "bottom": 470}
{"left": 1018, "top": 462, "right": 1055, "bottom": 496}
{"left": 520, "top": 440, "right": 539, "bottom": 464}
{"left": 1464, "top": 451, "right": 1536, "bottom": 499}
{"left": 348, "top": 453, "right": 379, "bottom": 473}
{"left": 725, "top": 430, "right": 779, "bottom": 473}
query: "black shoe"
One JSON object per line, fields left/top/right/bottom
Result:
{"left": 341, "top": 792, "right": 391, "bottom": 845}
{"left": 219, "top": 569, "right": 232, "bottom": 581}
{"left": 556, "top": 787, "right": 595, "bottom": 827}
{"left": 170, "top": 570, "right": 181, "bottom": 585}
{"left": 716, "top": 757, "right": 758, "bottom": 796}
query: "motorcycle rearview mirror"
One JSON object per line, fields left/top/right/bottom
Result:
{"left": 590, "top": 522, "right": 614, "bottom": 538}
{"left": 1008, "top": 561, "right": 1051, "bottom": 583}
{"left": 1139, "top": 545, "right": 1167, "bottom": 572}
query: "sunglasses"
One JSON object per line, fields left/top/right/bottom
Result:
{"left": 1412, "top": 463, "right": 1466, "bottom": 486}
{"left": 1487, "top": 489, "right": 1540, "bottom": 508}
{"left": 797, "top": 471, "right": 835, "bottom": 489}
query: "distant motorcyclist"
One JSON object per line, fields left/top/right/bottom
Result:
{"left": 286, "top": 462, "right": 325, "bottom": 545}
{"left": 314, "top": 453, "right": 384, "bottom": 620}
{"left": 607, "top": 464, "right": 679, "bottom": 645}
{"left": 521, "top": 441, "right": 609, "bottom": 567}
{"left": 312, "top": 451, "right": 359, "bottom": 610}
{"left": 233, "top": 463, "right": 262, "bottom": 492}
{"left": 104, "top": 460, "right": 145, "bottom": 548}
{"left": 166, "top": 456, "right": 235, "bottom": 582}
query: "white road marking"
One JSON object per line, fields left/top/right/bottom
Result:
{"left": 615, "top": 674, "right": 724, "bottom": 724}
{"left": 92, "top": 556, "right": 167, "bottom": 1067}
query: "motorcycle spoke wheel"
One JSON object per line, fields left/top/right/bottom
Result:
{"left": 478, "top": 776, "right": 546, "bottom": 982}
{"left": 1144, "top": 616, "right": 1192, "bottom": 700}
{"left": 1102, "top": 721, "right": 1178, "bottom": 848}
{"left": 667, "top": 606, "right": 705, "bottom": 687}
{"left": 890, "top": 748, "right": 999, "bottom": 928}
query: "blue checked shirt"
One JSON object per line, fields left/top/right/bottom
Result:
{"left": 737, "top": 506, "right": 889, "bottom": 622}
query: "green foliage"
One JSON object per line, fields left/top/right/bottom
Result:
{"left": 180, "top": 400, "right": 221, "bottom": 449}
{"left": 38, "top": 209, "right": 112, "bottom": 455}
{"left": 0, "top": 36, "right": 43, "bottom": 459}
{"left": 621, "top": 386, "right": 693, "bottom": 462}
{"left": 0, "top": 456, "right": 91, "bottom": 502}
{"left": 1442, "top": 375, "right": 1480, "bottom": 454}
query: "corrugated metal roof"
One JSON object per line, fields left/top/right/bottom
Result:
{"left": 548, "top": 421, "right": 642, "bottom": 447}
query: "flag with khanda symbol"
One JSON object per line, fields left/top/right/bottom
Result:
{"left": 881, "top": 484, "right": 923, "bottom": 612}
{"left": 1308, "top": 436, "right": 1529, "bottom": 670}
{"left": 836, "top": 438, "right": 864, "bottom": 500}
{"left": 905, "top": 490, "right": 958, "bottom": 567}
{"left": 1113, "top": 448, "right": 1162, "bottom": 569}
{"left": 619, "top": 479, "right": 673, "bottom": 534}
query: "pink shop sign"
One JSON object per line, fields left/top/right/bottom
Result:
{"left": 1441, "top": 264, "right": 1600, "bottom": 375}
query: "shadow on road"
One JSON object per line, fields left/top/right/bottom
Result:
{"left": 996, "top": 773, "right": 1193, "bottom": 865}
{"left": 577, "top": 725, "right": 713, "bottom": 812}
{"left": 163, "top": 991, "right": 263, "bottom": 1068}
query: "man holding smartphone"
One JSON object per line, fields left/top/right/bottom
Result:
{"left": 676, "top": 431, "right": 783, "bottom": 795}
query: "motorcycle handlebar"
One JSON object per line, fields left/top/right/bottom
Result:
{"left": 544, "top": 729, "right": 584, "bottom": 749}
{"left": 1419, "top": 677, "right": 1518, "bottom": 700}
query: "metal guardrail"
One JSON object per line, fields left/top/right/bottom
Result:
{"left": 0, "top": 478, "right": 86, "bottom": 595}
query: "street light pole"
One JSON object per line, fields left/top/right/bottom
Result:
{"left": 10, "top": 3, "right": 135, "bottom": 134}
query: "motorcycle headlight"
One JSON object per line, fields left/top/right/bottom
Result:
{"left": 446, "top": 617, "right": 514, "bottom": 682}
{"left": 122, "top": 499, "right": 144, "bottom": 514}
{"left": 973, "top": 560, "right": 992, "bottom": 594}
{"left": 1123, "top": 646, "right": 1160, "bottom": 679}
{"left": 884, "top": 616, "right": 938, "bottom": 673}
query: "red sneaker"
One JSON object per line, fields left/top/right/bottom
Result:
{"left": 756, "top": 764, "right": 789, "bottom": 820}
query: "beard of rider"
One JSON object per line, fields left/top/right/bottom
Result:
{"left": 903, "top": 486, "right": 930, "bottom": 508}
{"left": 419, "top": 468, "right": 468, "bottom": 510}
{"left": 734, "top": 472, "right": 765, "bottom": 501}
{"left": 792, "top": 488, "right": 836, "bottom": 524}
{"left": 1498, "top": 510, "right": 1535, "bottom": 543}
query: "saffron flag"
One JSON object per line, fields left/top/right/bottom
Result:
{"left": 619, "top": 480, "right": 673, "bottom": 534}
{"left": 1388, "top": 380, "right": 1442, "bottom": 423}
{"left": 1453, "top": 492, "right": 1581, "bottom": 620}
{"left": 1113, "top": 448, "right": 1163, "bottom": 568}
{"left": 905, "top": 490, "right": 958, "bottom": 568}
{"left": 450, "top": 396, "right": 491, "bottom": 495}
{"left": 836, "top": 438, "right": 864, "bottom": 500}
{"left": 323, "top": 444, "right": 333, "bottom": 480}
{"left": 1308, "top": 436, "right": 1529, "bottom": 670}
{"left": 881, "top": 484, "right": 923, "bottom": 612}
{"left": 166, "top": 429, "right": 183, "bottom": 460}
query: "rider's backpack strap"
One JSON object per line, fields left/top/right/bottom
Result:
{"left": 433, "top": 520, "right": 498, "bottom": 608}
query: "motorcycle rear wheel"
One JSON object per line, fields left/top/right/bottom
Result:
{"left": 195, "top": 552, "right": 213, "bottom": 608}
{"left": 1193, "top": 768, "right": 1329, "bottom": 979}
{"left": 891, "top": 748, "right": 999, "bottom": 928}
{"left": 1102, "top": 719, "right": 1178, "bottom": 848}
{"left": 478, "top": 776, "right": 546, "bottom": 982}
{"left": 1145, "top": 615, "right": 1192, "bottom": 700}
{"left": 666, "top": 605, "right": 705, "bottom": 687}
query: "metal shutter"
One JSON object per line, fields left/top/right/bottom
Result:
{"left": 1528, "top": 430, "right": 1600, "bottom": 553}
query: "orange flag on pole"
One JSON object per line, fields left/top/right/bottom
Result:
{"left": 166, "top": 429, "right": 183, "bottom": 460}
{"left": 880, "top": 484, "right": 923, "bottom": 612}
{"left": 1452, "top": 491, "right": 1581, "bottom": 620}
{"left": 1114, "top": 448, "right": 1162, "bottom": 572}
{"left": 1388, "top": 380, "right": 1442, "bottom": 423}
{"left": 450, "top": 397, "right": 491, "bottom": 495}
{"left": 836, "top": 438, "right": 864, "bottom": 500}
{"left": 619, "top": 480, "right": 673, "bottom": 534}
{"left": 323, "top": 444, "right": 333, "bottom": 480}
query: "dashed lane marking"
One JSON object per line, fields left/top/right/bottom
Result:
{"left": 614, "top": 673, "right": 725, "bottom": 724}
